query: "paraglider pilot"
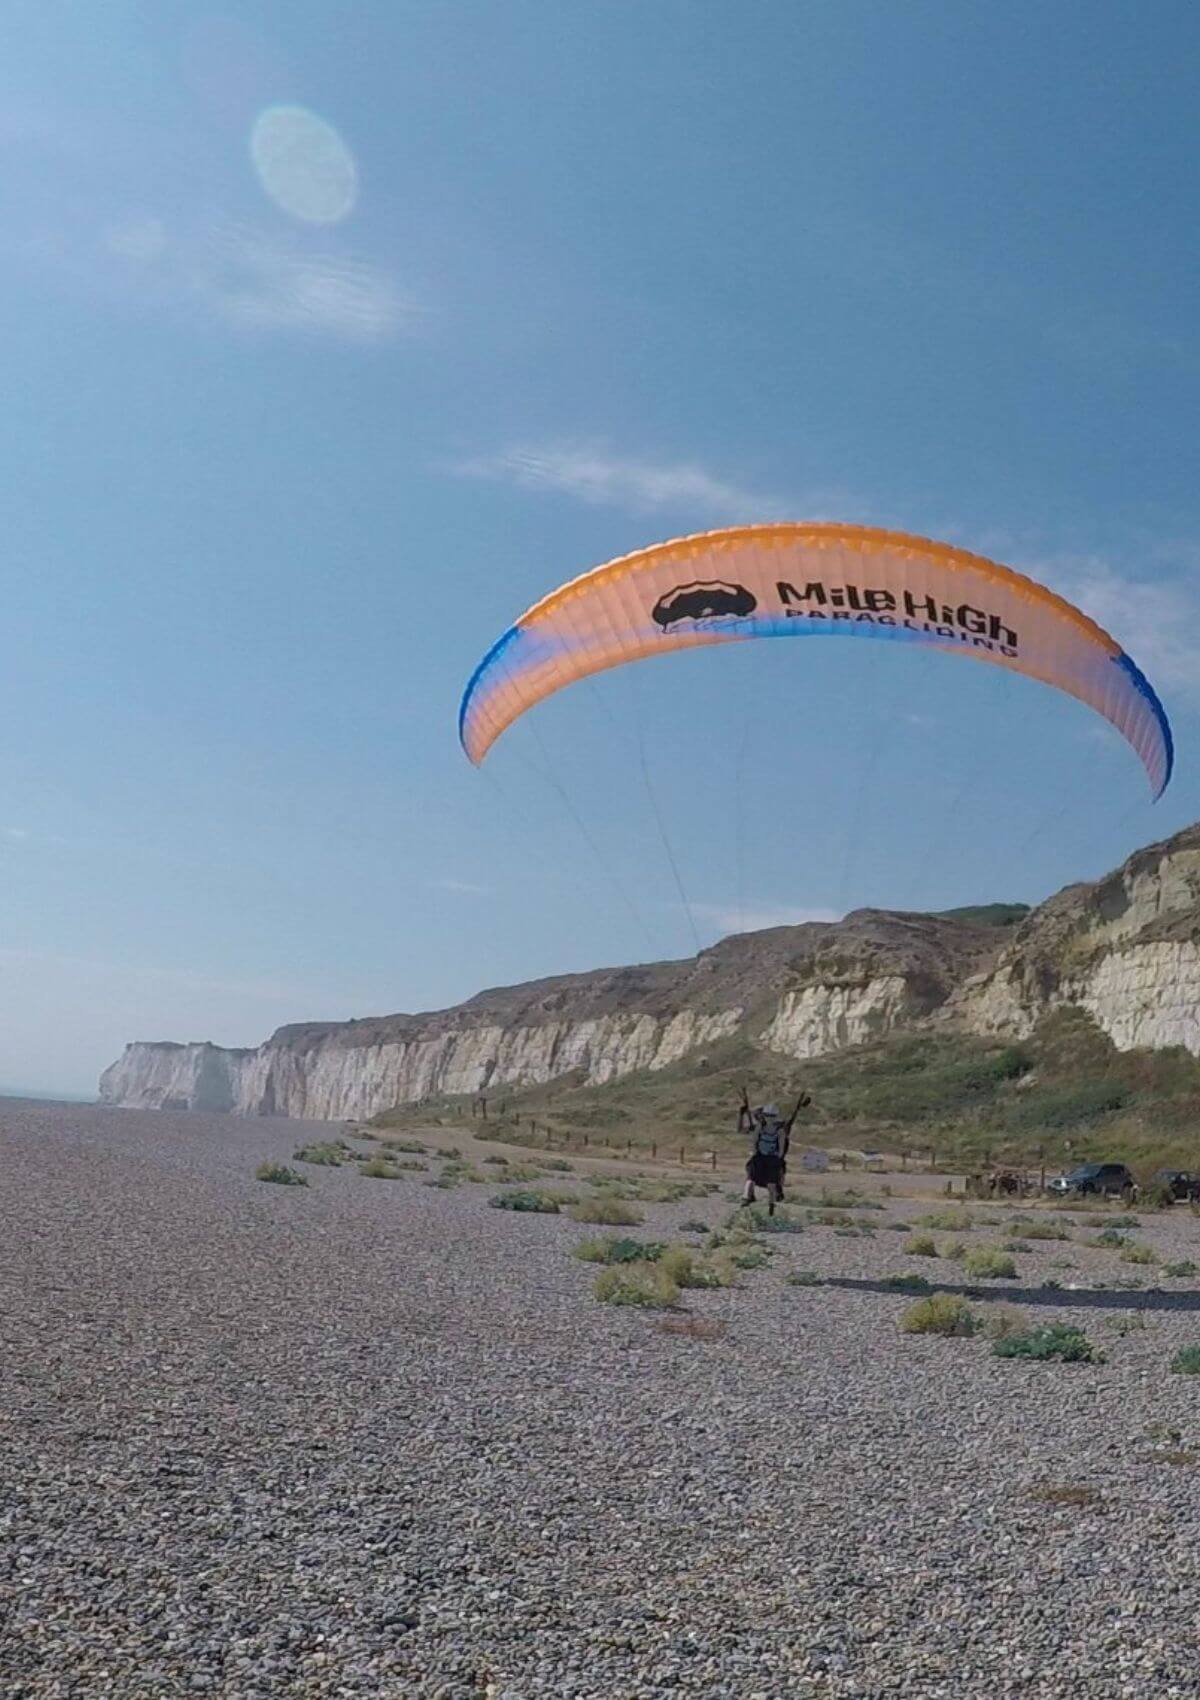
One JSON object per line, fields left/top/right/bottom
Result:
{"left": 739, "top": 1089, "right": 810, "bottom": 1214}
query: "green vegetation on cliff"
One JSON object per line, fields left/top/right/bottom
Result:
{"left": 376, "top": 1004, "right": 1200, "bottom": 1178}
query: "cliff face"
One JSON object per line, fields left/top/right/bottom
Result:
{"left": 98, "top": 910, "right": 1000, "bottom": 1119}
{"left": 99, "top": 824, "right": 1200, "bottom": 1120}
{"left": 953, "top": 824, "right": 1200, "bottom": 1051}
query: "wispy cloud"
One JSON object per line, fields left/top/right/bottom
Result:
{"left": 1031, "top": 548, "right": 1200, "bottom": 707}
{"left": 454, "top": 442, "right": 801, "bottom": 523}
{"left": 430, "top": 877, "right": 489, "bottom": 896}
{"left": 189, "top": 219, "right": 407, "bottom": 342}
{"left": 692, "top": 901, "right": 840, "bottom": 937}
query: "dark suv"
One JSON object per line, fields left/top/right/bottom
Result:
{"left": 1048, "top": 1162, "right": 1136, "bottom": 1199}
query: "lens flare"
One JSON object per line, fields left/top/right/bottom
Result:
{"left": 250, "top": 105, "right": 357, "bottom": 224}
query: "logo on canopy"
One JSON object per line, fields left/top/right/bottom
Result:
{"left": 652, "top": 581, "right": 757, "bottom": 629}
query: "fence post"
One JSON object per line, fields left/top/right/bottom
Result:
{"left": 651, "top": 1141, "right": 657, "bottom": 1160}
{"left": 711, "top": 1150, "right": 717, "bottom": 1171}
{"left": 583, "top": 1131, "right": 589, "bottom": 1148}
{"left": 679, "top": 1144, "right": 685, "bottom": 1167}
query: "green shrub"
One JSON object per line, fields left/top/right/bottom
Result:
{"left": 729, "top": 1243, "right": 771, "bottom": 1271}
{"left": 679, "top": 1219, "right": 710, "bottom": 1234}
{"left": 659, "top": 1245, "right": 723, "bottom": 1289}
{"left": 744, "top": 1205, "right": 805, "bottom": 1234}
{"left": 490, "top": 1189, "right": 561, "bottom": 1213}
{"left": 573, "top": 1235, "right": 663, "bottom": 1265}
{"left": 900, "top": 1295, "right": 978, "bottom": 1337}
{"left": 1009, "top": 1240, "right": 1032, "bottom": 1253}
{"left": 292, "top": 1141, "right": 348, "bottom": 1166}
{"left": 1089, "top": 1227, "right": 1129, "bottom": 1249}
{"left": 882, "top": 1273, "right": 933, "bottom": 1293}
{"left": 993, "top": 1324, "right": 1098, "bottom": 1363}
{"left": 1169, "top": 1346, "right": 1200, "bottom": 1376}
{"left": 917, "top": 1209, "right": 973, "bottom": 1232}
{"left": 386, "top": 1138, "right": 428, "bottom": 1154}
{"left": 569, "top": 1198, "right": 643, "bottom": 1226}
{"left": 818, "top": 1189, "right": 883, "bottom": 1210}
{"left": 255, "top": 1161, "right": 308, "bottom": 1186}
{"left": 786, "top": 1270, "right": 822, "bottom": 1286}
{"left": 1107, "top": 1312, "right": 1147, "bottom": 1337}
{"left": 962, "top": 1247, "right": 1017, "bottom": 1280}
{"left": 942, "top": 1240, "right": 967, "bottom": 1261}
{"left": 359, "top": 1155, "right": 406, "bottom": 1180}
{"left": 1163, "top": 1260, "right": 1198, "bottom": 1278}
{"left": 1120, "top": 1242, "right": 1158, "bottom": 1266}
{"left": 1141, "top": 1182, "right": 1177, "bottom": 1211}
{"left": 1001, "top": 1078, "right": 1130, "bottom": 1132}
{"left": 1011, "top": 1221, "right": 1069, "bottom": 1242}
{"left": 540, "top": 1157, "right": 574, "bottom": 1172}
{"left": 593, "top": 1263, "right": 678, "bottom": 1307}
{"left": 441, "top": 1161, "right": 490, "bottom": 1184}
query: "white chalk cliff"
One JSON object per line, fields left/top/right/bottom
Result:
{"left": 100, "top": 825, "right": 1200, "bottom": 1119}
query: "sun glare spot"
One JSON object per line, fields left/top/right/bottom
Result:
{"left": 250, "top": 106, "right": 358, "bottom": 224}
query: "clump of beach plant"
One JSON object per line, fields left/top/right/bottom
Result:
{"left": 900, "top": 1295, "right": 978, "bottom": 1337}
{"left": 1163, "top": 1260, "right": 1198, "bottom": 1278}
{"left": 906, "top": 1232, "right": 939, "bottom": 1258}
{"left": 255, "top": 1161, "right": 308, "bottom": 1186}
{"left": 679, "top": 1219, "right": 710, "bottom": 1235}
{"left": 993, "top": 1324, "right": 1099, "bottom": 1363}
{"left": 359, "top": 1155, "right": 405, "bottom": 1180}
{"left": 962, "top": 1246, "right": 1017, "bottom": 1280}
{"left": 1141, "top": 1182, "right": 1178, "bottom": 1211}
{"left": 883, "top": 1272, "right": 933, "bottom": 1294}
{"left": 593, "top": 1263, "right": 678, "bottom": 1308}
{"left": 573, "top": 1235, "right": 663, "bottom": 1265}
{"left": 818, "top": 1189, "right": 883, "bottom": 1210}
{"left": 744, "top": 1205, "right": 805, "bottom": 1234}
{"left": 490, "top": 1189, "right": 561, "bottom": 1214}
{"left": 1107, "top": 1312, "right": 1147, "bottom": 1337}
{"left": 917, "top": 1208, "right": 974, "bottom": 1232}
{"left": 385, "top": 1138, "right": 428, "bottom": 1155}
{"left": 1169, "top": 1346, "right": 1200, "bottom": 1376}
{"left": 1010, "top": 1220, "right": 1070, "bottom": 1242}
{"left": 441, "top": 1161, "right": 490, "bottom": 1185}
{"left": 292, "top": 1140, "right": 350, "bottom": 1167}
{"left": 728, "top": 1243, "right": 771, "bottom": 1271}
{"left": 786, "top": 1270, "right": 822, "bottom": 1287}
{"left": 1119, "top": 1241, "right": 1158, "bottom": 1266}
{"left": 810, "top": 1208, "right": 854, "bottom": 1228}
{"left": 659, "top": 1244, "right": 724, "bottom": 1289}
{"left": 540, "top": 1157, "right": 574, "bottom": 1172}
{"left": 569, "top": 1197, "right": 643, "bottom": 1227}
{"left": 1089, "top": 1227, "right": 1129, "bottom": 1249}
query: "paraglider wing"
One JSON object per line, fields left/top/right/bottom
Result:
{"left": 458, "top": 523, "right": 1173, "bottom": 798}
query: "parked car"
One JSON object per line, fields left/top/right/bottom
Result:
{"left": 1048, "top": 1161, "right": 1136, "bottom": 1199}
{"left": 1150, "top": 1169, "right": 1200, "bottom": 1203}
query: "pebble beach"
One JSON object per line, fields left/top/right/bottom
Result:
{"left": 4, "top": 1099, "right": 1200, "bottom": 1699}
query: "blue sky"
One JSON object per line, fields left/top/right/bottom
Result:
{"left": 2, "top": 1, "right": 1199, "bottom": 1093}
